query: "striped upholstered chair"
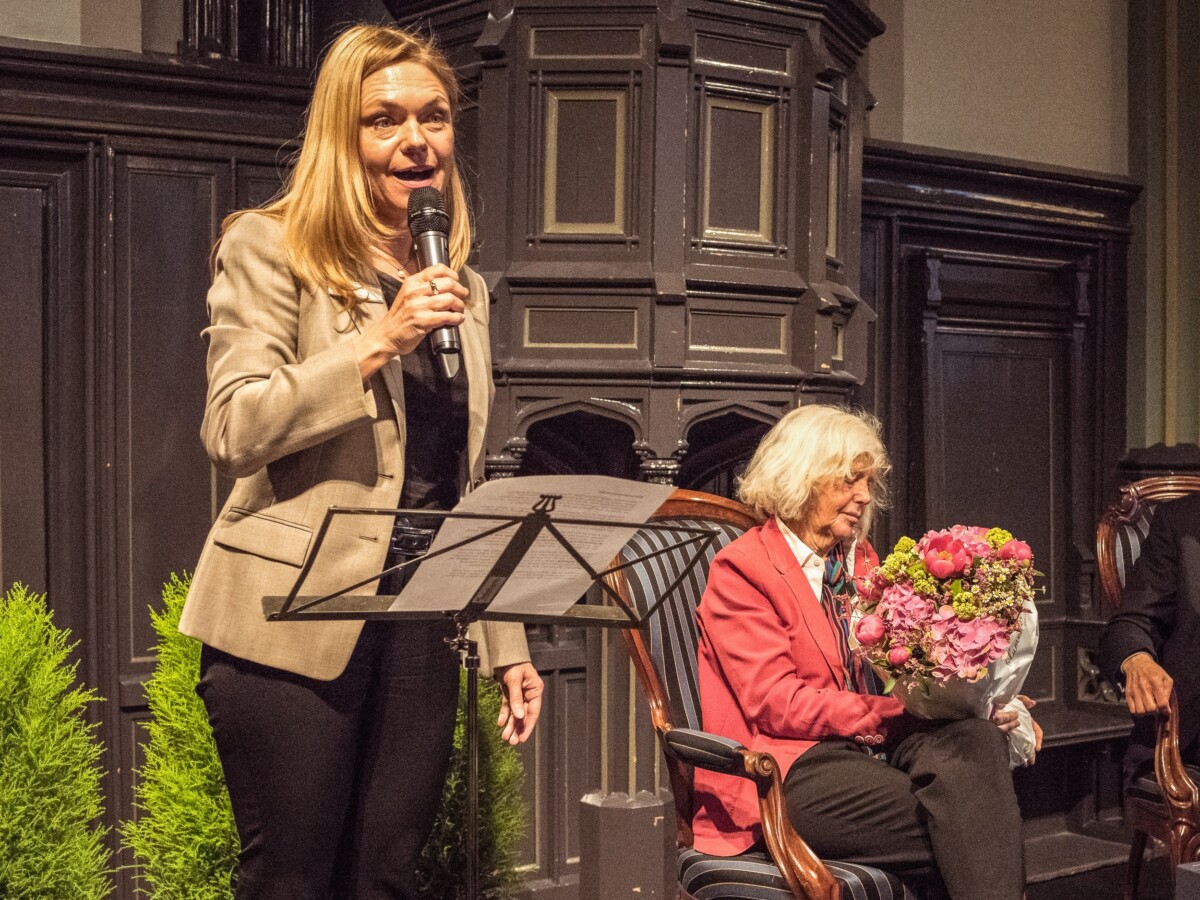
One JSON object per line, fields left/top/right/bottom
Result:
{"left": 606, "top": 489, "right": 915, "bottom": 900}
{"left": 1097, "top": 475, "right": 1200, "bottom": 900}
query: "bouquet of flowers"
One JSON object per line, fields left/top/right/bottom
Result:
{"left": 850, "top": 525, "right": 1040, "bottom": 766}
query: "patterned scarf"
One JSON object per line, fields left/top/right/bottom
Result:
{"left": 822, "top": 544, "right": 881, "bottom": 694}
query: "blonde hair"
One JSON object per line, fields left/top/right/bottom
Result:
{"left": 736, "top": 404, "right": 891, "bottom": 537}
{"left": 224, "top": 23, "right": 472, "bottom": 305}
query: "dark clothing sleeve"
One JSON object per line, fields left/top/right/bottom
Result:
{"left": 1098, "top": 501, "right": 1182, "bottom": 689}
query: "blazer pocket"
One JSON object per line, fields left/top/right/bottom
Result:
{"left": 213, "top": 507, "right": 313, "bottom": 567}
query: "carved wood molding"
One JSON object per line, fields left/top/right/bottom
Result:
{"left": 0, "top": 40, "right": 309, "bottom": 145}
{"left": 863, "top": 139, "right": 1141, "bottom": 235}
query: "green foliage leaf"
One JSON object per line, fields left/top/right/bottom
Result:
{"left": 120, "top": 573, "right": 238, "bottom": 899}
{"left": 0, "top": 582, "right": 112, "bottom": 899}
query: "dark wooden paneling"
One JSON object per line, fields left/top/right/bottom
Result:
{"left": 0, "top": 39, "right": 301, "bottom": 898}
{"left": 0, "top": 179, "right": 50, "bottom": 593}
{"left": 517, "top": 627, "right": 593, "bottom": 897}
{"left": 112, "top": 156, "right": 226, "bottom": 666}
{"left": 924, "top": 330, "right": 1069, "bottom": 608}
{"left": 861, "top": 141, "right": 1140, "bottom": 874}
{"left": 0, "top": 145, "right": 93, "bottom": 656}
{"left": 455, "top": 0, "right": 880, "bottom": 479}
{"left": 545, "top": 94, "right": 623, "bottom": 230}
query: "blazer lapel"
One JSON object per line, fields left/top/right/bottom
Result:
{"left": 338, "top": 285, "right": 407, "bottom": 420}
{"left": 457, "top": 300, "right": 489, "bottom": 483}
{"left": 760, "top": 518, "right": 845, "bottom": 687}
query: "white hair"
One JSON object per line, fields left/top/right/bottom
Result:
{"left": 736, "top": 404, "right": 890, "bottom": 537}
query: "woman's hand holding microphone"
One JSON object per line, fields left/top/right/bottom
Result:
{"left": 355, "top": 263, "right": 467, "bottom": 381}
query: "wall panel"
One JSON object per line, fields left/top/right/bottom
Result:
{"left": 0, "top": 180, "right": 50, "bottom": 594}
{"left": 112, "top": 156, "right": 226, "bottom": 669}
{"left": 0, "top": 39, "right": 303, "bottom": 898}
{"left": 923, "top": 331, "right": 1069, "bottom": 617}
{"left": 0, "top": 145, "right": 92, "bottom": 654}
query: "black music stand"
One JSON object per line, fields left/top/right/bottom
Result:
{"left": 261, "top": 493, "right": 717, "bottom": 900}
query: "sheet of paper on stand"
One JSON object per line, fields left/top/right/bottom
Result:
{"left": 388, "top": 475, "right": 675, "bottom": 616}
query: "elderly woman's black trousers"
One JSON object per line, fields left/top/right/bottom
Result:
{"left": 783, "top": 717, "right": 1023, "bottom": 900}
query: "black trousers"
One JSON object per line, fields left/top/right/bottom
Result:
{"left": 784, "top": 717, "right": 1024, "bottom": 900}
{"left": 198, "top": 619, "right": 459, "bottom": 900}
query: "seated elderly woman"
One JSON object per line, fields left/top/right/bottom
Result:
{"left": 693, "top": 404, "right": 1038, "bottom": 900}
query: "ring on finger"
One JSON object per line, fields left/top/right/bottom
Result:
{"left": 429, "top": 279, "right": 438, "bottom": 296}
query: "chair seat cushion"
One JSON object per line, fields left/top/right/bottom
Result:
{"left": 679, "top": 847, "right": 915, "bottom": 900}
{"left": 1127, "top": 765, "right": 1200, "bottom": 807}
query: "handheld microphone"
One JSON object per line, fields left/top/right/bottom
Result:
{"left": 407, "top": 186, "right": 462, "bottom": 380}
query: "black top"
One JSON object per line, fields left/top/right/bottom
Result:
{"left": 376, "top": 271, "right": 469, "bottom": 512}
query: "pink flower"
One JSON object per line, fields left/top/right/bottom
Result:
{"left": 855, "top": 614, "right": 886, "bottom": 646}
{"left": 921, "top": 534, "right": 971, "bottom": 579}
{"left": 999, "top": 539, "right": 1033, "bottom": 563}
{"left": 915, "top": 529, "right": 944, "bottom": 554}
{"left": 887, "top": 646, "right": 911, "bottom": 666}
{"left": 878, "top": 583, "right": 936, "bottom": 637}
{"left": 927, "top": 606, "right": 1011, "bottom": 681}
{"left": 945, "top": 525, "right": 993, "bottom": 557}
{"left": 855, "top": 574, "right": 884, "bottom": 603}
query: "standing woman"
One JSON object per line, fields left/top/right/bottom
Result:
{"left": 181, "top": 24, "right": 543, "bottom": 900}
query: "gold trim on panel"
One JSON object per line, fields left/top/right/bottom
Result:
{"left": 628, "top": 657, "right": 638, "bottom": 797}
{"left": 523, "top": 306, "right": 639, "bottom": 349}
{"left": 702, "top": 96, "right": 775, "bottom": 244}
{"left": 543, "top": 89, "right": 627, "bottom": 235}
{"left": 600, "top": 628, "right": 610, "bottom": 794}
{"left": 690, "top": 310, "right": 786, "bottom": 354}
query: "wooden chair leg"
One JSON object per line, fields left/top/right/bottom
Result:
{"left": 1124, "top": 830, "right": 1147, "bottom": 900}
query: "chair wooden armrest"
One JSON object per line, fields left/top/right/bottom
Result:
{"left": 662, "top": 727, "right": 841, "bottom": 900}
{"left": 1154, "top": 692, "right": 1200, "bottom": 864}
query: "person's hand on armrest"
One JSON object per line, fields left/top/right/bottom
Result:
{"left": 1122, "top": 652, "right": 1173, "bottom": 716}
{"left": 495, "top": 662, "right": 544, "bottom": 745}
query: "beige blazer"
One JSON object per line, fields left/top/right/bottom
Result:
{"left": 180, "top": 212, "right": 530, "bottom": 680}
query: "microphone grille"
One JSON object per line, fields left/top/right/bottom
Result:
{"left": 408, "top": 186, "right": 450, "bottom": 236}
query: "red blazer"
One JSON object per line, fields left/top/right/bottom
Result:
{"left": 692, "top": 517, "right": 914, "bottom": 856}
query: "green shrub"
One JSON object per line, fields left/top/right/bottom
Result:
{"left": 0, "top": 582, "right": 112, "bottom": 898}
{"left": 124, "top": 573, "right": 528, "bottom": 898}
{"left": 120, "top": 572, "right": 238, "bottom": 898}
